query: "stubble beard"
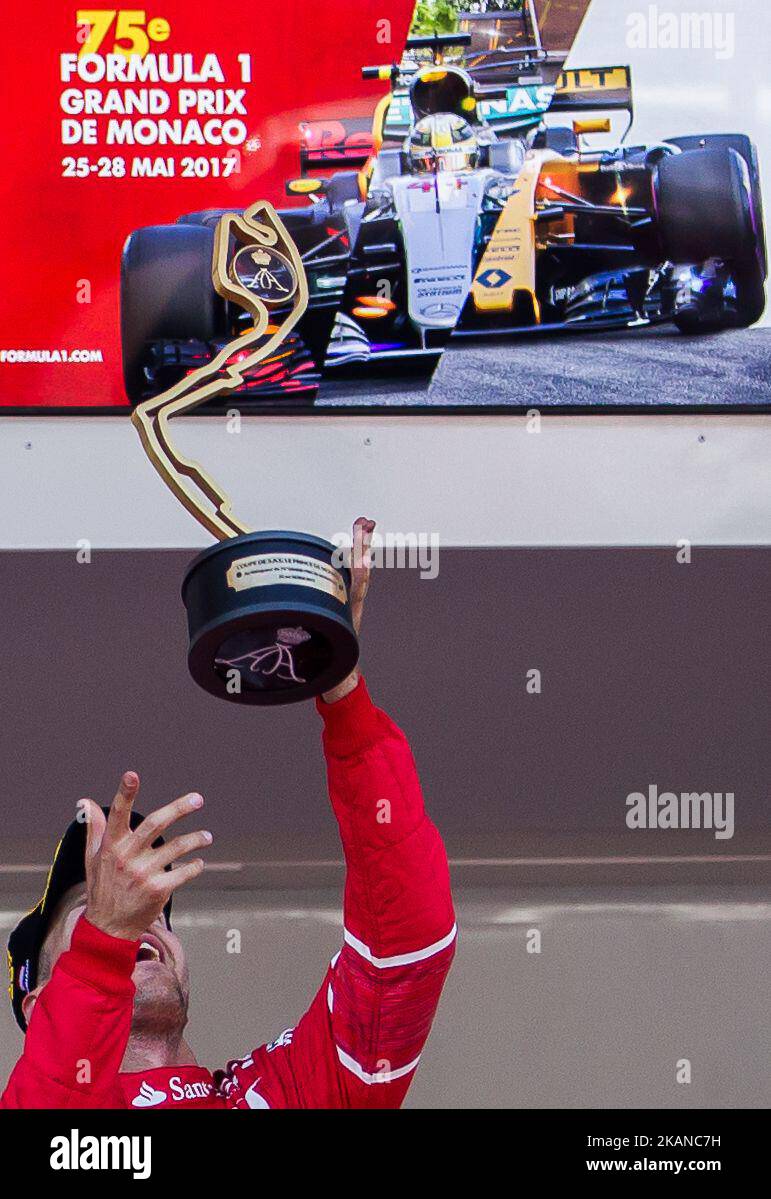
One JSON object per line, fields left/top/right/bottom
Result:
{"left": 130, "top": 968, "right": 189, "bottom": 1039}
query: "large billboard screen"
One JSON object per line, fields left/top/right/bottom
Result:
{"left": 1, "top": 0, "right": 768, "bottom": 413}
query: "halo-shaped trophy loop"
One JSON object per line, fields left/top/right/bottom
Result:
{"left": 131, "top": 201, "right": 309, "bottom": 541}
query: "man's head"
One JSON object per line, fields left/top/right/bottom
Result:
{"left": 28, "top": 884, "right": 190, "bottom": 1036}
{"left": 8, "top": 804, "right": 188, "bottom": 1037}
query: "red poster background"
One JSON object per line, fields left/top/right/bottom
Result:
{"left": 0, "top": 2, "right": 415, "bottom": 409}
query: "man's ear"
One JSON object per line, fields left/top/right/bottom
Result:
{"left": 21, "top": 985, "right": 44, "bottom": 1029}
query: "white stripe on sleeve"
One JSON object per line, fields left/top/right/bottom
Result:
{"left": 336, "top": 1046, "right": 421, "bottom": 1085}
{"left": 342, "top": 922, "right": 457, "bottom": 969}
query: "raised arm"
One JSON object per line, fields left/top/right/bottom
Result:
{"left": 220, "top": 679, "right": 456, "bottom": 1108}
{"left": 219, "top": 521, "right": 456, "bottom": 1109}
{"left": 1, "top": 917, "right": 139, "bottom": 1109}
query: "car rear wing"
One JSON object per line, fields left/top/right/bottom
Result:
{"left": 466, "top": 64, "right": 631, "bottom": 138}
{"left": 477, "top": 65, "right": 633, "bottom": 111}
{"left": 549, "top": 65, "right": 633, "bottom": 141}
{"left": 550, "top": 65, "right": 633, "bottom": 115}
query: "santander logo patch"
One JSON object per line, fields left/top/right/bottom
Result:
{"left": 131, "top": 1080, "right": 167, "bottom": 1108}
{"left": 130, "top": 1075, "right": 215, "bottom": 1107}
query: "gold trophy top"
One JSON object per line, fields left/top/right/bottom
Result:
{"left": 131, "top": 201, "right": 309, "bottom": 542}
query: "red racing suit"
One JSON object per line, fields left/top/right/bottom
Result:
{"left": 1, "top": 678, "right": 456, "bottom": 1109}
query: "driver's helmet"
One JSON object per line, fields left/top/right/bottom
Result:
{"left": 408, "top": 114, "right": 480, "bottom": 174}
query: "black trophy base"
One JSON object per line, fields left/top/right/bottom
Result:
{"left": 181, "top": 531, "right": 358, "bottom": 705}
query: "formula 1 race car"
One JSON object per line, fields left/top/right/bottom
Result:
{"left": 305, "top": 29, "right": 768, "bottom": 370}
{"left": 120, "top": 9, "right": 767, "bottom": 401}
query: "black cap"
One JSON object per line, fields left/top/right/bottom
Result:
{"left": 7, "top": 808, "right": 173, "bottom": 1031}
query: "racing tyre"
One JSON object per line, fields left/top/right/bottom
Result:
{"left": 121, "top": 224, "right": 221, "bottom": 402}
{"left": 655, "top": 145, "right": 766, "bottom": 330}
{"left": 664, "top": 134, "right": 766, "bottom": 276}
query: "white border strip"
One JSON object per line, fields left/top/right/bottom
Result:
{"left": 4, "top": 415, "right": 770, "bottom": 550}
{"left": 343, "top": 922, "right": 457, "bottom": 969}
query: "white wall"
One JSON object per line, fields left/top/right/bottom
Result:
{"left": 1, "top": 413, "right": 769, "bottom": 548}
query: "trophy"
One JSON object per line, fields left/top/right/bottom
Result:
{"left": 131, "top": 202, "right": 358, "bottom": 705}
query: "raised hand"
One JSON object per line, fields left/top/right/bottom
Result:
{"left": 349, "top": 516, "right": 376, "bottom": 637}
{"left": 81, "top": 772, "right": 212, "bottom": 942}
{"left": 322, "top": 517, "right": 376, "bottom": 704}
